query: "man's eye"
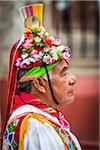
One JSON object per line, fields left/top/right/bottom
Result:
{"left": 62, "top": 71, "right": 68, "bottom": 76}
{"left": 60, "top": 67, "right": 68, "bottom": 76}
{"left": 61, "top": 71, "right": 68, "bottom": 77}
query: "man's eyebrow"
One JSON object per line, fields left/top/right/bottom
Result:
{"left": 60, "top": 66, "right": 68, "bottom": 74}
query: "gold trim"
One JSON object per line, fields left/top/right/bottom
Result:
{"left": 18, "top": 113, "right": 52, "bottom": 150}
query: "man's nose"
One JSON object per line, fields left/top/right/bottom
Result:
{"left": 68, "top": 71, "right": 76, "bottom": 85}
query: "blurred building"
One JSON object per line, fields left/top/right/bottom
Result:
{"left": 0, "top": 1, "right": 99, "bottom": 149}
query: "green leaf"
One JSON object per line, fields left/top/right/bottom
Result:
{"left": 37, "top": 42, "right": 45, "bottom": 47}
{"left": 21, "top": 48, "right": 27, "bottom": 53}
{"left": 32, "top": 28, "right": 39, "bottom": 38}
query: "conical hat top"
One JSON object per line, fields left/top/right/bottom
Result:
{"left": 19, "top": 3, "right": 43, "bottom": 28}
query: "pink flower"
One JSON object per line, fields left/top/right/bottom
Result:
{"left": 48, "top": 57, "right": 55, "bottom": 64}
{"left": 43, "top": 47, "right": 50, "bottom": 52}
{"left": 37, "top": 31, "right": 44, "bottom": 36}
{"left": 19, "top": 61, "right": 24, "bottom": 68}
{"left": 17, "top": 57, "right": 22, "bottom": 61}
{"left": 16, "top": 57, "right": 22, "bottom": 67}
{"left": 32, "top": 50, "right": 39, "bottom": 55}
{"left": 22, "top": 39, "right": 33, "bottom": 49}
{"left": 64, "top": 46, "right": 69, "bottom": 52}
{"left": 62, "top": 52, "right": 70, "bottom": 60}
{"left": 22, "top": 43, "right": 32, "bottom": 49}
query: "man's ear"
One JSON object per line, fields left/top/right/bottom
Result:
{"left": 33, "top": 77, "right": 46, "bottom": 93}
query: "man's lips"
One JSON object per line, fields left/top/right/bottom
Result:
{"left": 68, "top": 89, "right": 75, "bottom": 95}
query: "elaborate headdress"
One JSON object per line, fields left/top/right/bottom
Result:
{"left": 6, "top": 3, "right": 71, "bottom": 121}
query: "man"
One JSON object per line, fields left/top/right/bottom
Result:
{"left": 2, "top": 3, "right": 82, "bottom": 150}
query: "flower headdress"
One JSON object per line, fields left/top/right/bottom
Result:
{"left": 6, "top": 3, "right": 71, "bottom": 121}
{"left": 16, "top": 26, "right": 70, "bottom": 69}
{"left": 16, "top": 4, "right": 71, "bottom": 82}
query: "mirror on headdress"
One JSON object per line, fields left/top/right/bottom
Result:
{"left": 25, "top": 16, "right": 40, "bottom": 28}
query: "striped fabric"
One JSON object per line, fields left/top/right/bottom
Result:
{"left": 18, "top": 4, "right": 43, "bottom": 27}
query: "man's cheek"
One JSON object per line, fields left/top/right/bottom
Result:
{"left": 64, "top": 81, "right": 69, "bottom": 87}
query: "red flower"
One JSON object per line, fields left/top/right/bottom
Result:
{"left": 34, "top": 45, "right": 43, "bottom": 52}
{"left": 25, "top": 31, "right": 33, "bottom": 38}
{"left": 43, "top": 39, "right": 52, "bottom": 47}
{"left": 34, "top": 60, "right": 43, "bottom": 67}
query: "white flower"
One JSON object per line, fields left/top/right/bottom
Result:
{"left": 22, "top": 58, "right": 30, "bottom": 65}
{"left": 33, "top": 54, "right": 42, "bottom": 61}
{"left": 34, "top": 36, "right": 41, "bottom": 42}
{"left": 50, "top": 50, "right": 58, "bottom": 60}
{"left": 57, "top": 45, "right": 65, "bottom": 52}
{"left": 26, "top": 39, "right": 33, "bottom": 43}
{"left": 53, "top": 38, "right": 61, "bottom": 46}
{"left": 28, "top": 57, "right": 36, "bottom": 63}
{"left": 21, "top": 53, "right": 28, "bottom": 59}
{"left": 50, "top": 46, "right": 56, "bottom": 51}
{"left": 33, "top": 54, "right": 39, "bottom": 58}
{"left": 43, "top": 55, "right": 51, "bottom": 62}
{"left": 53, "top": 54, "right": 58, "bottom": 60}
{"left": 39, "top": 51, "right": 43, "bottom": 57}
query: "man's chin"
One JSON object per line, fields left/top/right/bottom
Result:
{"left": 60, "top": 96, "right": 75, "bottom": 105}
{"left": 67, "top": 97, "right": 75, "bottom": 104}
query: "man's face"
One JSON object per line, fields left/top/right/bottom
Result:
{"left": 51, "top": 60, "right": 76, "bottom": 105}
